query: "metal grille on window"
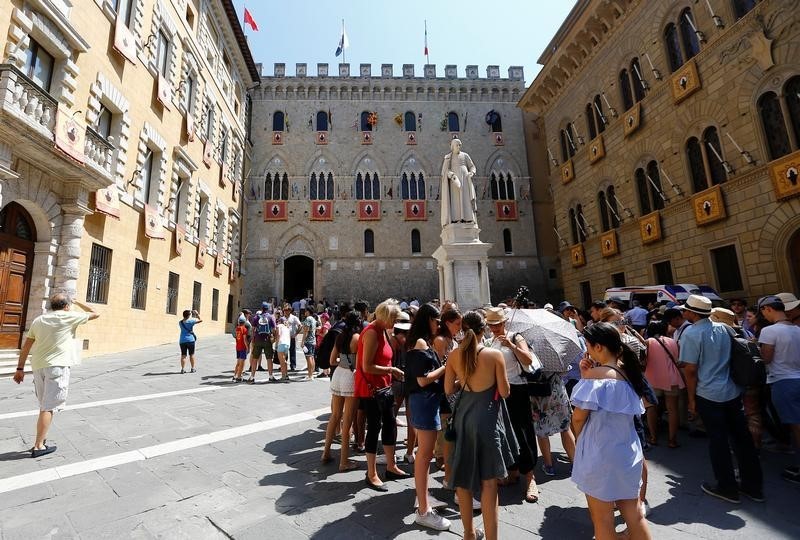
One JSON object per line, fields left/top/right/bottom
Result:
{"left": 212, "top": 288, "right": 219, "bottom": 321}
{"left": 131, "top": 259, "right": 149, "bottom": 310}
{"left": 87, "top": 244, "right": 112, "bottom": 304}
{"left": 192, "top": 281, "right": 202, "bottom": 311}
{"left": 166, "top": 272, "right": 179, "bottom": 314}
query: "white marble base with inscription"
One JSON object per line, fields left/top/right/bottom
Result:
{"left": 432, "top": 223, "right": 492, "bottom": 310}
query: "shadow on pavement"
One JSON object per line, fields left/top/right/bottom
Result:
{"left": 0, "top": 450, "right": 31, "bottom": 462}
{"left": 538, "top": 504, "right": 594, "bottom": 539}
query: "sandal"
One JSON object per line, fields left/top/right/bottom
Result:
{"left": 668, "top": 440, "right": 680, "bottom": 449}
{"left": 525, "top": 481, "right": 540, "bottom": 503}
{"left": 339, "top": 460, "right": 359, "bottom": 472}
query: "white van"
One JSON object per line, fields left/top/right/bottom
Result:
{"left": 604, "top": 284, "right": 724, "bottom": 310}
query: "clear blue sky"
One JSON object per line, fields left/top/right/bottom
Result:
{"left": 234, "top": 1, "right": 576, "bottom": 84}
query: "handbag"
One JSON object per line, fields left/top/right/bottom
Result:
{"left": 508, "top": 334, "right": 551, "bottom": 397}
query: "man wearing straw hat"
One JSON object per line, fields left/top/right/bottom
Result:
{"left": 679, "top": 295, "right": 763, "bottom": 504}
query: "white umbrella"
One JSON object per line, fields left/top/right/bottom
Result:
{"left": 504, "top": 309, "right": 584, "bottom": 372}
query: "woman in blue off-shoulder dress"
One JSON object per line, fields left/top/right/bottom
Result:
{"left": 571, "top": 322, "right": 652, "bottom": 540}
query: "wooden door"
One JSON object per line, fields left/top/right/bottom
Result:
{"left": 0, "top": 203, "right": 36, "bottom": 348}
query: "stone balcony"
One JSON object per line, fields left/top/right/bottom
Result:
{"left": 84, "top": 126, "right": 115, "bottom": 177}
{"left": 0, "top": 63, "right": 57, "bottom": 140}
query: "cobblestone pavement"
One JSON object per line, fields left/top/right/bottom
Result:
{"left": 1, "top": 336, "right": 799, "bottom": 539}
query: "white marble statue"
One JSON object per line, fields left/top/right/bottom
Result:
{"left": 440, "top": 138, "right": 478, "bottom": 227}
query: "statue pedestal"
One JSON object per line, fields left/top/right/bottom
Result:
{"left": 433, "top": 223, "right": 492, "bottom": 310}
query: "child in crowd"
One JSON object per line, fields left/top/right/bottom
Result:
{"left": 233, "top": 315, "right": 250, "bottom": 382}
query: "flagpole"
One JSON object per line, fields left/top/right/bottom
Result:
{"left": 342, "top": 19, "right": 346, "bottom": 64}
{"left": 425, "top": 20, "right": 429, "bottom": 65}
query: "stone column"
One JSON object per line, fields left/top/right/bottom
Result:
{"left": 54, "top": 182, "right": 91, "bottom": 298}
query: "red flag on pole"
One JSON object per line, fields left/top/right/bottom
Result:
{"left": 244, "top": 8, "right": 259, "bottom": 31}
{"left": 424, "top": 20, "right": 429, "bottom": 57}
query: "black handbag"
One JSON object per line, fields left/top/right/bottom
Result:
{"left": 444, "top": 388, "right": 463, "bottom": 442}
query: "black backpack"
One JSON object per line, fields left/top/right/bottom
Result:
{"left": 316, "top": 323, "right": 343, "bottom": 370}
{"left": 727, "top": 328, "right": 766, "bottom": 387}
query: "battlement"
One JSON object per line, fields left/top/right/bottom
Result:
{"left": 257, "top": 63, "right": 524, "bottom": 82}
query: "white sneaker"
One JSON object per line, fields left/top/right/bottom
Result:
{"left": 413, "top": 493, "right": 448, "bottom": 510}
{"left": 414, "top": 509, "right": 451, "bottom": 531}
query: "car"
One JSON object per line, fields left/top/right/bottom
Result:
{"left": 604, "top": 284, "right": 725, "bottom": 310}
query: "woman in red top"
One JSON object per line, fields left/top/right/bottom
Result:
{"left": 355, "top": 298, "right": 409, "bottom": 491}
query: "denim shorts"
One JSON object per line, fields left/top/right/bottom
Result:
{"left": 304, "top": 342, "right": 316, "bottom": 357}
{"left": 409, "top": 392, "right": 441, "bottom": 431}
{"left": 771, "top": 378, "right": 800, "bottom": 424}
{"left": 276, "top": 343, "right": 289, "bottom": 354}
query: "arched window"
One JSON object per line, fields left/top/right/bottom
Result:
{"left": 569, "top": 208, "right": 578, "bottom": 244}
{"left": 364, "top": 229, "right": 374, "bottom": 254}
{"left": 564, "top": 124, "right": 577, "bottom": 158}
{"left": 560, "top": 130, "right": 570, "bottom": 162}
{"left": 356, "top": 172, "right": 363, "bottom": 200}
{"left": 593, "top": 96, "right": 606, "bottom": 134}
{"left": 404, "top": 111, "right": 416, "bottom": 131}
{"left": 411, "top": 229, "right": 421, "bottom": 254}
{"left": 635, "top": 168, "right": 651, "bottom": 215}
{"left": 490, "top": 113, "right": 502, "bottom": 133}
{"left": 272, "top": 111, "right": 285, "bottom": 131}
{"left": 664, "top": 23, "right": 684, "bottom": 72}
{"left": 598, "top": 191, "right": 610, "bottom": 232}
{"left": 585, "top": 103, "right": 597, "bottom": 140}
{"left": 309, "top": 172, "right": 317, "bottom": 200}
{"left": 679, "top": 8, "right": 701, "bottom": 61}
{"left": 630, "top": 58, "right": 646, "bottom": 101}
{"left": 506, "top": 174, "right": 515, "bottom": 200}
{"left": 733, "top": 0, "right": 760, "bottom": 19}
{"left": 490, "top": 173, "right": 500, "bottom": 200}
{"left": 360, "top": 111, "right": 372, "bottom": 132}
{"left": 704, "top": 127, "right": 728, "bottom": 186}
{"left": 447, "top": 111, "right": 460, "bottom": 132}
{"left": 401, "top": 172, "right": 409, "bottom": 199}
{"left": 503, "top": 229, "right": 513, "bottom": 254}
{"left": 686, "top": 137, "right": 707, "bottom": 193}
{"left": 410, "top": 173, "right": 419, "bottom": 199}
{"left": 309, "top": 171, "right": 334, "bottom": 200}
{"left": 646, "top": 161, "right": 665, "bottom": 211}
{"left": 607, "top": 186, "right": 620, "bottom": 228}
{"left": 489, "top": 172, "right": 515, "bottom": 200}
{"left": 576, "top": 204, "right": 587, "bottom": 242}
{"left": 356, "top": 172, "right": 380, "bottom": 200}
{"left": 264, "top": 172, "right": 289, "bottom": 200}
{"left": 372, "top": 173, "right": 380, "bottom": 199}
{"left": 786, "top": 76, "right": 800, "bottom": 148}
{"left": 619, "top": 69, "right": 634, "bottom": 111}
{"left": 758, "top": 91, "right": 791, "bottom": 160}
{"left": 326, "top": 172, "right": 334, "bottom": 200}
{"left": 316, "top": 110, "right": 328, "bottom": 131}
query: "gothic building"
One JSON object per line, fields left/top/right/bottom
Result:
{"left": 244, "top": 62, "right": 559, "bottom": 307}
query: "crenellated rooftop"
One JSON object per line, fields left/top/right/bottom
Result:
{"left": 258, "top": 63, "right": 524, "bottom": 82}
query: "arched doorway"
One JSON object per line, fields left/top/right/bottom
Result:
{"left": 0, "top": 202, "right": 36, "bottom": 348}
{"left": 790, "top": 228, "right": 800, "bottom": 294}
{"left": 283, "top": 255, "right": 314, "bottom": 302}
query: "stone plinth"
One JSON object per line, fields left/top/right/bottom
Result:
{"left": 433, "top": 223, "right": 491, "bottom": 310}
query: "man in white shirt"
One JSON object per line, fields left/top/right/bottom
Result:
{"left": 13, "top": 294, "right": 99, "bottom": 457}
{"left": 758, "top": 295, "right": 800, "bottom": 485}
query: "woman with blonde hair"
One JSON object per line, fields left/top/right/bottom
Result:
{"left": 354, "top": 298, "right": 409, "bottom": 491}
{"left": 445, "top": 311, "right": 518, "bottom": 540}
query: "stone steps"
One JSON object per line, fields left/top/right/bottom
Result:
{"left": 0, "top": 350, "right": 24, "bottom": 378}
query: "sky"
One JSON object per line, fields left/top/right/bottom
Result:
{"left": 233, "top": 0, "right": 577, "bottom": 84}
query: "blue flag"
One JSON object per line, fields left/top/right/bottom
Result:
{"left": 335, "top": 27, "right": 349, "bottom": 57}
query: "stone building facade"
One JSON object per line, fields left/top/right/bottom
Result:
{"left": 0, "top": 0, "right": 258, "bottom": 355}
{"left": 244, "top": 62, "right": 560, "bottom": 308}
{"left": 520, "top": 0, "right": 800, "bottom": 307}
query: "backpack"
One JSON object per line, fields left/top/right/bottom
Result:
{"left": 256, "top": 313, "right": 273, "bottom": 336}
{"left": 316, "top": 324, "right": 342, "bottom": 370}
{"left": 727, "top": 328, "right": 766, "bottom": 386}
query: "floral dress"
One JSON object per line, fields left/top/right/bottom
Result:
{"left": 530, "top": 373, "right": 572, "bottom": 437}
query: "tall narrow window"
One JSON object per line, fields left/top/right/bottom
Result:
{"left": 647, "top": 161, "right": 665, "bottom": 211}
{"left": 364, "top": 229, "right": 374, "bottom": 254}
{"left": 489, "top": 112, "right": 502, "bottom": 132}
{"left": 679, "top": 9, "right": 701, "bottom": 61}
{"left": 316, "top": 111, "right": 328, "bottom": 131}
{"left": 447, "top": 111, "right": 460, "bottom": 132}
{"left": 686, "top": 137, "right": 707, "bottom": 193}
{"left": 192, "top": 281, "right": 201, "bottom": 312}
{"left": 593, "top": 96, "right": 606, "bottom": 134}
{"left": 326, "top": 172, "right": 334, "bottom": 200}
{"left": 23, "top": 39, "right": 54, "bottom": 92}
{"left": 585, "top": 103, "right": 597, "bottom": 140}
{"left": 503, "top": 229, "right": 513, "bottom": 254}
{"left": 404, "top": 111, "right": 416, "bottom": 131}
{"left": 566, "top": 124, "right": 578, "bottom": 156}
{"left": 607, "top": 186, "right": 620, "bottom": 229}
{"left": 273, "top": 111, "right": 285, "bottom": 131}
{"left": 619, "top": 69, "right": 634, "bottom": 111}
{"left": 711, "top": 245, "right": 744, "bottom": 292}
{"left": 157, "top": 30, "right": 171, "bottom": 76}
{"left": 356, "top": 173, "right": 363, "bottom": 200}
{"left": 576, "top": 204, "right": 587, "bottom": 242}
{"left": 569, "top": 208, "right": 578, "bottom": 244}
{"left": 114, "top": 0, "right": 134, "bottom": 27}
{"left": 664, "top": 23, "right": 683, "bottom": 72}
{"left": 131, "top": 258, "right": 149, "bottom": 310}
{"left": 703, "top": 127, "right": 727, "bottom": 185}
{"left": 635, "top": 168, "right": 651, "bottom": 215}
{"left": 182, "top": 75, "right": 195, "bottom": 112}
{"left": 309, "top": 173, "right": 317, "bottom": 200}
{"left": 598, "top": 191, "right": 610, "bottom": 232}
{"left": 411, "top": 229, "right": 421, "bottom": 254}
{"left": 212, "top": 288, "right": 219, "bottom": 321}
{"left": 401, "top": 173, "right": 409, "bottom": 199}
{"left": 409, "top": 173, "right": 418, "bottom": 200}
{"left": 491, "top": 173, "right": 500, "bottom": 200}
{"left": 204, "top": 101, "right": 215, "bottom": 141}
{"left": 560, "top": 130, "right": 570, "bottom": 162}
{"left": 96, "top": 106, "right": 113, "bottom": 140}
{"left": 630, "top": 58, "right": 646, "bottom": 102}
{"left": 86, "top": 244, "right": 112, "bottom": 304}
{"left": 166, "top": 272, "right": 179, "bottom": 314}
{"left": 138, "top": 150, "right": 157, "bottom": 205}
{"left": 505, "top": 174, "right": 514, "bottom": 200}
{"left": 758, "top": 91, "right": 791, "bottom": 160}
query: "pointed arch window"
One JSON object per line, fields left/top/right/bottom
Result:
{"left": 404, "top": 111, "right": 416, "bottom": 131}
{"left": 606, "top": 186, "right": 620, "bottom": 229}
{"left": 636, "top": 161, "right": 665, "bottom": 215}
{"left": 758, "top": 91, "right": 791, "bottom": 160}
{"left": 265, "top": 172, "right": 289, "bottom": 200}
{"left": 686, "top": 137, "right": 707, "bottom": 193}
{"left": 630, "top": 58, "right": 646, "bottom": 101}
{"left": 316, "top": 110, "right": 328, "bottom": 131}
{"left": 593, "top": 96, "right": 606, "bottom": 134}
{"left": 598, "top": 191, "right": 610, "bottom": 232}
{"left": 273, "top": 111, "right": 285, "bottom": 131}
{"left": 356, "top": 172, "right": 381, "bottom": 200}
{"left": 309, "top": 172, "right": 334, "bottom": 200}
{"left": 585, "top": 103, "right": 597, "bottom": 140}
{"left": 619, "top": 69, "right": 634, "bottom": 111}
{"left": 447, "top": 111, "right": 460, "bottom": 132}
{"left": 679, "top": 9, "right": 701, "bottom": 61}
{"left": 490, "top": 172, "right": 515, "bottom": 200}
{"left": 561, "top": 124, "right": 577, "bottom": 160}
{"left": 411, "top": 229, "right": 421, "bottom": 254}
{"left": 364, "top": 229, "right": 375, "bottom": 254}
{"left": 664, "top": 23, "right": 684, "bottom": 72}
{"left": 704, "top": 127, "right": 728, "bottom": 186}
{"left": 503, "top": 229, "right": 513, "bottom": 254}
{"left": 568, "top": 208, "right": 578, "bottom": 244}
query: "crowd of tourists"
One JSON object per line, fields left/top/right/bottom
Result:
{"left": 191, "top": 289, "right": 799, "bottom": 540}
